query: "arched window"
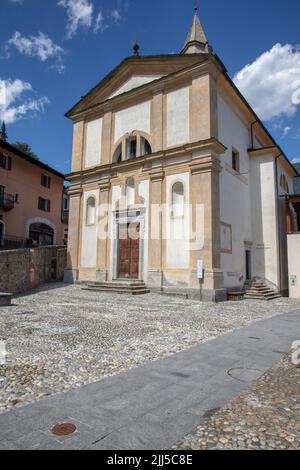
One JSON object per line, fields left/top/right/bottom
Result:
{"left": 112, "top": 133, "right": 152, "bottom": 163}
{"left": 113, "top": 144, "right": 122, "bottom": 163}
{"left": 86, "top": 196, "right": 96, "bottom": 225}
{"left": 29, "top": 223, "right": 54, "bottom": 246}
{"left": 141, "top": 138, "right": 152, "bottom": 156}
{"left": 172, "top": 182, "right": 184, "bottom": 217}
{"left": 126, "top": 177, "right": 135, "bottom": 206}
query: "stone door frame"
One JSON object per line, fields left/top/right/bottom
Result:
{"left": 111, "top": 208, "right": 146, "bottom": 281}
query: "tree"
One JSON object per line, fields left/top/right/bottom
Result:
{"left": 0, "top": 121, "right": 7, "bottom": 142}
{"left": 13, "top": 142, "right": 39, "bottom": 160}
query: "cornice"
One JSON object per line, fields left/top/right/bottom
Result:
{"left": 67, "top": 138, "right": 227, "bottom": 184}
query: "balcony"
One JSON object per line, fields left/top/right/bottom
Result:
{"left": 0, "top": 193, "right": 15, "bottom": 211}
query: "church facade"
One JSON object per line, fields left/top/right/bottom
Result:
{"left": 64, "top": 13, "right": 297, "bottom": 301}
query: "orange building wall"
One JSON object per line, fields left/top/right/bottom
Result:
{"left": 0, "top": 150, "right": 65, "bottom": 245}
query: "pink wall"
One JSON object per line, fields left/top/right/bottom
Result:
{"left": 0, "top": 148, "right": 66, "bottom": 245}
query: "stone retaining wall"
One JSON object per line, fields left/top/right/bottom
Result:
{"left": 0, "top": 246, "right": 67, "bottom": 294}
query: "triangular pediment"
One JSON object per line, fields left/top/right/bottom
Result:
{"left": 66, "top": 55, "right": 206, "bottom": 119}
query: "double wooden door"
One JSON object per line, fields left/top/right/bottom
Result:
{"left": 118, "top": 223, "right": 140, "bottom": 279}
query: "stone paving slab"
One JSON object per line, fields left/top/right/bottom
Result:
{"left": 0, "top": 309, "right": 299, "bottom": 450}
{"left": 2, "top": 283, "right": 300, "bottom": 412}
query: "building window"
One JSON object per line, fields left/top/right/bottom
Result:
{"left": 232, "top": 149, "right": 240, "bottom": 173}
{"left": 63, "top": 195, "right": 69, "bottom": 211}
{"left": 86, "top": 196, "right": 96, "bottom": 225}
{"left": 141, "top": 138, "right": 152, "bottom": 156}
{"left": 172, "top": 181, "right": 184, "bottom": 217}
{"left": 113, "top": 134, "right": 152, "bottom": 163}
{"left": 14, "top": 193, "right": 20, "bottom": 204}
{"left": 38, "top": 197, "right": 51, "bottom": 212}
{"left": 41, "top": 174, "right": 51, "bottom": 188}
{"left": 127, "top": 137, "right": 137, "bottom": 160}
{"left": 0, "top": 154, "right": 12, "bottom": 171}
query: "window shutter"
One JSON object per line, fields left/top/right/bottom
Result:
{"left": 7, "top": 156, "right": 12, "bottom": 171}
{"left": 47, "top": 200, "right": 51, "bottom": 212}
{"left": 48, "top": 176, "right": 51, "bottom": 188}
{"left": 38, "top": 197, "right": 42, "bottom": 210}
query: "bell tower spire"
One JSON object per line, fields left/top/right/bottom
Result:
{"left": 181, "top": 4, "right": 212, "bottom": 55}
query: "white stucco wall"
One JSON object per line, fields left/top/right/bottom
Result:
{"left": 114, "top": 101, "right": 151, "bottom": 143}
{"left": 85, "top": 118, "right": 102, "bottom": 168}
{"left": 166, "top": 172, "right": 190, "bottom": 269}
{"left": 250, "top": 155, "right": 279, "bottom": 287}
{"left": 167, "top": 87, "right": 190, "bottom": 147}
{"left": 81, "top": 190, "right": 99, "bottom": 268}
{"left": 218, "top": 95, "right": 253, "bottom": 288}
{"left": 287, "top": 234, "right": 300, "bottom": 298}
{"left": 110, "top": 75, "right": 162, "bottom": 99}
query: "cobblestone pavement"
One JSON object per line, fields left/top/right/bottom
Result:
{"left": 1, "top": 283, "right": 300, "bottom": 412}
{"left": 175, "top": 356, "right": 300, "bottom": 450}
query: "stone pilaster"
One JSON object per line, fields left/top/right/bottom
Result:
{"left": 71, "top": 121, "right": 84, "bottom": 172}
{"left": 151, "top": 90, "right": 163, "bottom": 152}
{"left": 101, "top": 109, "right": 113, "bottom": 165}
{"left": 64, "top": 186, "right": 82, "bottom": 283}
{"left": 189, "top": 156, "right": 226, "bottom": 302}
{"left": 147, "top": 169, "right": 164, "bottom": 290}
{"left": 96, "top": 176, "right": 111, "bottom": 282}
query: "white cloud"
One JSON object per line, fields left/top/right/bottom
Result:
{"left": 0, "top": 78, "right": 49, "bottom": 124}
{"left": 94, "top": 10, "right": 108, "bottom": 34}
{"left": 111, "top": 9, "right": 121, "bottom": 24}
{"left": 292, "top": 157, "right": 300, "bottom": 164}
{"left": 233, "top": 44, "right": 300, "bottom": 121}
{"left": 6, "top": 32, "right": 65, "bottom": 72}
{"left": 8, "top": 0, "right": 24, "bottom": 4}
{"left": 58, "top": 0, "right": 93, "bottom": 39}
{"left": 284, "top": 126, "right": 292, "bottom": 136}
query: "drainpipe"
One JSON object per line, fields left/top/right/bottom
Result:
{"left": 275, "top": 153, "right": 283, "bottom": 294}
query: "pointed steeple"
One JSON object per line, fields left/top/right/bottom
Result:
{"left": 181, "top": 8, "right": 212, "bottom": 55}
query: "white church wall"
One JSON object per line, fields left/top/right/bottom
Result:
{"left": 218, "top": 95, "right": 253, "bottom": 288}
{"left": 167, "top": 87, "right": 190, "bottom": 147}
{"left": 85, "top": 118, "right": 102, "bottom": 168}
{"left": 287, "top": 234, "right": 300, "bottom": 298}
{"left": 114, "top": 101, "right": 151, "bottom": 143}
{"left": 81, "top": 190, "right": 99, "bottom": 268}
{"left": 250, "top": 155, "right": 279, "bottom": 287}
{"left": 165, "top": 172, "right": 190, "bottom": 269}
{"left": 109, "top": 76, "right": 162, "bottom": 99}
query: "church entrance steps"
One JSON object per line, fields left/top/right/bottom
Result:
{"left": 82, "top": 280, "right": 150, "bottom": 296}
{"left": 244, "top": 280, "right": 281, "bottom": 301}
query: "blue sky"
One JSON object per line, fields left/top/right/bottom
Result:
{"left": 0, "top": 0, "right": 300, "bottom": 174}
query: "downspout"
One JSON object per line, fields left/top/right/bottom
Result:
{"left": 275, "top": 153, "right": 283, "bottom": 294}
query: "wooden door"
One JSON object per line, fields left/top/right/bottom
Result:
{"left": 118, "top": 223, "right": 140, "bottom": 278}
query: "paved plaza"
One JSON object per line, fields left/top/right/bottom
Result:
{"left": 1, "top": 283, "right": 300, "bottom": 412}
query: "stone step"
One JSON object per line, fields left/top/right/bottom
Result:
{"left": 82, "top": 280, "right": 150, "bottom": 295}
{"left": 91, "top": 282, "right": 145, "bottom": 289}
{"left": 82, "top": 287, "right": 150, "bottom": 295}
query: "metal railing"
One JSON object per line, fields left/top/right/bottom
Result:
{"left": 0, "top": 193, "right": 15, "bottom": 211}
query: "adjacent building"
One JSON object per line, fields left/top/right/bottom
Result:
{"left": 64, "top": 12, "right": 298, "bottom": 300}
{"left": 0, "top": 140, "right": 68, "bottom": 249}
